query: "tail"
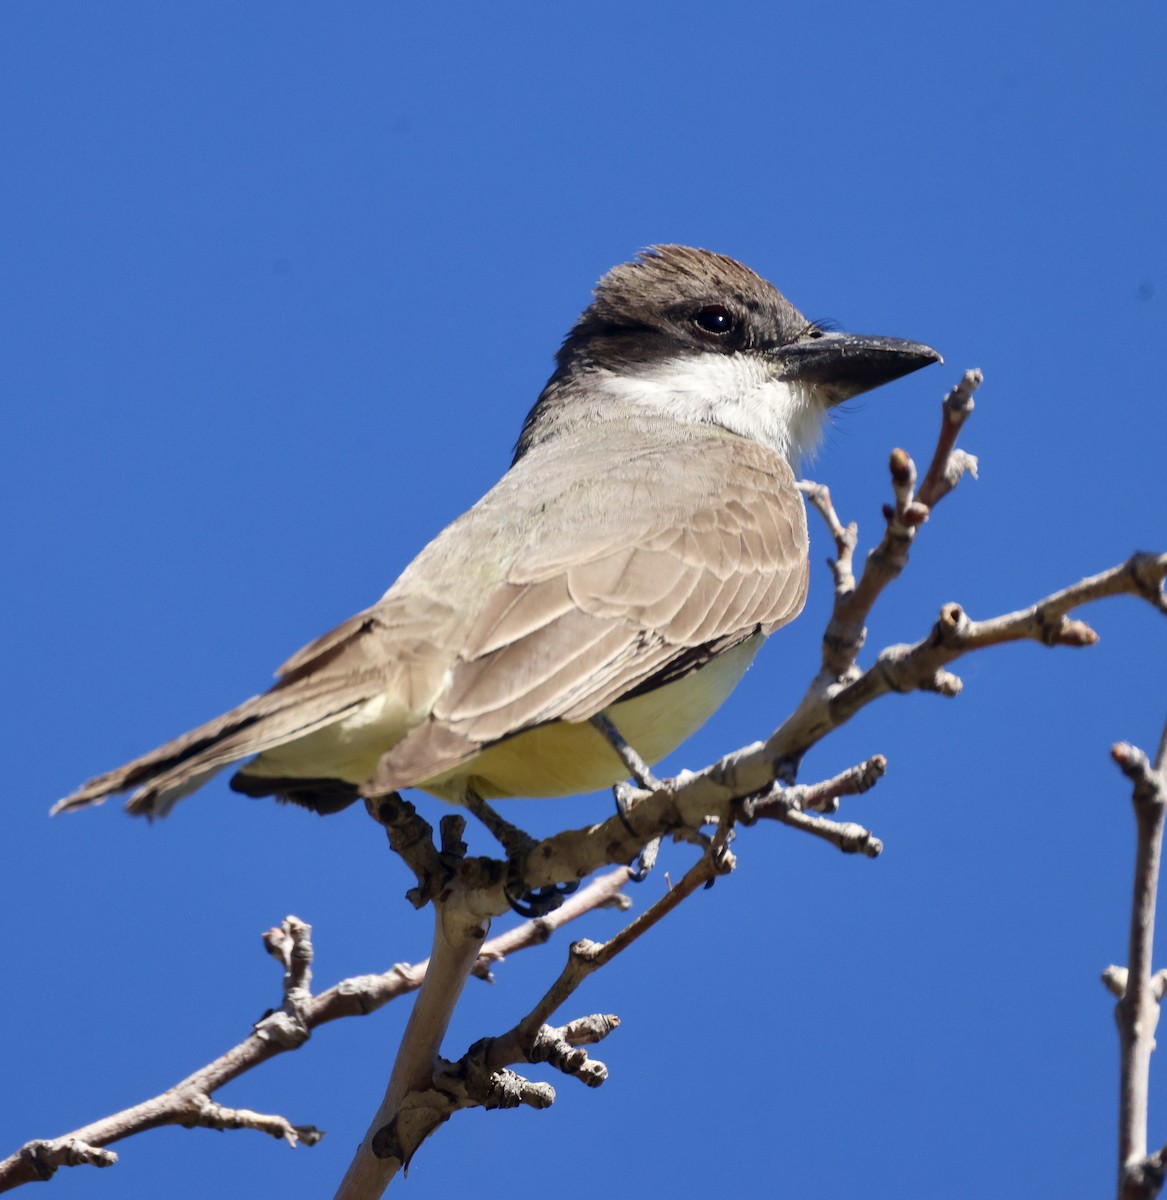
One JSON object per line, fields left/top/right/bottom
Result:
{"left": 53, "top": 685, "right": 366, "bottom": 819}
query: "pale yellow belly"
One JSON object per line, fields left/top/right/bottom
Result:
{"left": 247, "top": 634, "right": 764, "bottom": 803}
{"left": 420, "top": 634, "right": 764, "bottom": 801}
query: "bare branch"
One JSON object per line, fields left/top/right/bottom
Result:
{"left": 737, "top": 756, "right": 888, "bottom": 858}
{"left": 916, "top": 368, "right": 982, "bottom": 508}
{"left": 376, "top": 1009, "right": 624, "bottom": 1170}
{"left": 0, "top": 869, "right": 632, "bottom": 1194}
{"left": 759, "top": 754, "right": 888, "bottom": 815}
{"left": 482, "top": 848, "right": 732, "bottom": 1102}
{"left": 472, "top": 867, "right": 633, "bottom": 979}
{"left": 765, "top": 552, "right": 1167, "bottom": 773}
{"left": 343, "top": 846, "right": 729, "bottom": 1189}
{"left": 797, "top": 480, "right": 858, "bottom": 597}
{"left": 0, "top": 1141, "right": 117, "bottom": 1190}
{"left": 1111, "top": 725, "right": 1167, "bottom": 1200}
{"left": 333, "top": 806, "right": 639, "bottom": 1199}
{"left": 255, "top": 915, "right": 313, "bottom": 1048}
{"left": 762, "top": 806, "right": 883, "bottom": 856}
{"left": 334, "top": 875, "right": 493, "bottom": 1200}
{"left": 362, "top": 791, "right": 454, "bottom": 909}
{"left": 809, "top": 373, "right": 979, "bottom": 682}
{"left": 188, "top": 1097, "right": 324, "bottom": 1146}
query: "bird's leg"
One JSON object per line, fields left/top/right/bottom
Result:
{"left": 462, "top": 789, "right": 536, "bottom": 859}
{"left": 590, "top": 712, "right": 663, "bottom": 791}
{"left": 590, "top": 713, "right": 664, "bottom": 883}
{"left": 462, "top": 788, "right": 579, "bottom": 919}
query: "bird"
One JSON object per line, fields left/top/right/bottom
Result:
{"left": 55, "top": 246, "right": 940, "bottom": 821}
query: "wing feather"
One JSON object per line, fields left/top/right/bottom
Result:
{"left": 378, "top": 429, "right": 809, "bottom": 790}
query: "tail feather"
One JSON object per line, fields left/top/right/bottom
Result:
{"left": 228, "top": 773, "right": 362, "bottom": 815}
{"left": 53, "top": 686, "right": 368, "bottom": 819}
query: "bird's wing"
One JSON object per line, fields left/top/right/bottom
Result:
{"left": 377, "top": 428, "right": 808, "bottom": 790}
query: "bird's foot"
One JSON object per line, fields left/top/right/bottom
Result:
{"left": 611, "top": 782, "right": 661, "bottom": 883}
{"left": 463, "top": 789, "right": 580, "bottom": 917}
{"left": 628, "top": 837, "right": 661, "bottom": 883}
{"left": 593, "top": 714, "right": 667, "bottom": 884}
{"left": 504, "top": 877, "right": 580, "bottom": 919}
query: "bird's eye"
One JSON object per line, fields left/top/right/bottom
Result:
{"left": 692, "top": 305, "right": 735, "bottom": 336}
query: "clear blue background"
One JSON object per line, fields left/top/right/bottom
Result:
{"left": 3, "top": 4, "right": 1165, "bottom": 1197}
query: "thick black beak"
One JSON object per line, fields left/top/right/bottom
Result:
{"left": 773, "top": 332, "right": 942, "bottom": 404}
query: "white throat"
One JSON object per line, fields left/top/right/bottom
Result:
{"left": 597, "top": 353, "right": 826, "bottom": 471}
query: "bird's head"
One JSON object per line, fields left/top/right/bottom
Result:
{"left": 521, "top": 245, "right": 941, "bottom": 469}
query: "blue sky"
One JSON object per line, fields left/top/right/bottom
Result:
{"left": 3, "top": 4, "right": 1166, "bottom": 1197}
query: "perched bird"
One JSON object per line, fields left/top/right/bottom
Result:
{"left": 55, "top": 246, "right": 939, "bottom": 820}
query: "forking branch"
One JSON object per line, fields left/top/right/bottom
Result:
{"left": 8, "top": 369, "right": 1167, "bottom": 1196}
{"left": 0, "top": 870, "right": 634, "bottom": 1193}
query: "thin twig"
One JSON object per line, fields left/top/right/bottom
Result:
{"left": 1110, "top": 725, "right": 1167, "bottom": 1200}
{"left": 739, "top": 755, "right": 888, "bottom": 858}
{"left": 797, "top": 480, "right": 858, "bottom": 596}
{"left": 916, "top": 368, "right": 981, "bottom": 508}
{"left": 762, "top": 806, "right": 883, "bottom": 856}
{"left": 362, "top": 792, "right": 451, "bottom": 909}
{"left": 804, "top": 371, "right": 981, "bottom": 681}
{"left": 479, "top": 844, "right": 733, "bottom": 1097}
{"left": 762, "top": 754, "right": 888, "bottom": 815}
